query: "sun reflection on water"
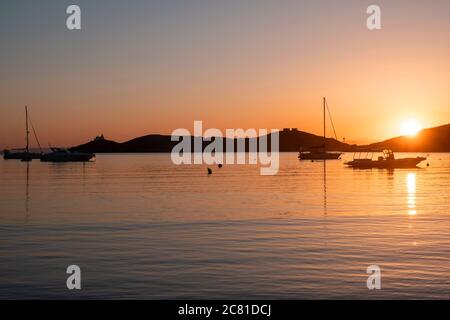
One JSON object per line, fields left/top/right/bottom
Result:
{"left": 407, "top": 173, "right": 417, "bottom": 216}
{"left": 406, "top": 173, "right": 418, "bottom": 246}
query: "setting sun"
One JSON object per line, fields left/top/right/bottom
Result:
{"left": 400, "top": 119, "right": 422, "bottom": 136}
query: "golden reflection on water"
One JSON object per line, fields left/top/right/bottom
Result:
{"left": 407, "top": 172, "right": 418, "bottom": 246}
{"left": 407, "top": 173, "right": 417, "bottom": 216}
{"left": 1, "top": 154, "right": 450, "bottom": 299}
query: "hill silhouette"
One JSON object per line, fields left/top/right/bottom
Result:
{"left": 363, "top": 124, "right": 450, "bottom": 152}
{"left": 71, "top": 124, "right": 450, "bottom": 153}
{"left": 72, "top": 129, "right": 350, "bottom": 153}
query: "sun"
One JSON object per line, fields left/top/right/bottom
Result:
{"left": 400, "top": 119, "right": 422, "bottom": 136}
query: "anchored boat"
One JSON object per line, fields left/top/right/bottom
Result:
{"left": 345, "top": 150, "right": 427, "bottom": 169}
{"left": 3, "top": 106, "right": 42, "bottom": 160}
{"left": 299, "top": 148, "right": 341, "bottom": 160}
{"left": 40, "top": 148, "right": 95, "bottom": 162}
{"left": 3, "top": 149, "right": 41, "bottom": 160}
{"left": 298, "top": 97, "right": 342, "bottom": 161}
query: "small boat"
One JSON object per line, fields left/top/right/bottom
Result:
{"left": 3, "top": 106, "right": 42, "bottom": 160}
{"left": 40, "top": 148, "right": 95, "bottom": 162}
{"left": 298, "top": 97, "right": 342, "bottom": 161}
{"left": 3, "top": 149, "right": 41, "bottom": 160}
{"left": 345, "top": 150, "right": 427, "bottom": 169}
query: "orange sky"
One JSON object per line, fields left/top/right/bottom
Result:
{"left": 1, "top": 0, "right": 449, "bottom": 149}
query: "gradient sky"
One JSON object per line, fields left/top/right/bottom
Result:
{"left": 1, "top": 0, "right": 449, "bottom": 149}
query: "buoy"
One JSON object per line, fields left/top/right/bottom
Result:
{"left": 207, "top": 168, "right": 212, "bottom": 175}
{"left": 218, "top": 164, "right": 223, "bottom": 168}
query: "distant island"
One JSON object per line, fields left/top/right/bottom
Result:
{"left": 71, "top": 124, "right": 450, "bottom": 153}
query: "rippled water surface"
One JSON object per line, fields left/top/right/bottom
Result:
{"left": 0, "top": 153, "right": 449, "bottom": 299}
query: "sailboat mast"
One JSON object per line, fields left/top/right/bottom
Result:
{"left": 25, "top": 106, "right": 29, "bottom": 153}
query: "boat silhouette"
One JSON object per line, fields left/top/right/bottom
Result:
{"left": 3, "top": 106, "right": 42, "bottom": 160}
{"left": 345, "top": 150, "right": 427, "bottom": 169}
{"left": 40, "top": 148, "right": 95, "bottom": 162}
{"left": 298, "top": 98, "right": 342, "bottom": 160}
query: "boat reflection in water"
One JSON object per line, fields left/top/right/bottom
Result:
{"left": 345, "top": 150, "right": 427, "bottom": 169}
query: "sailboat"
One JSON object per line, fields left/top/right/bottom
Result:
{"left": 3, "top": 106, "right": 42, "bottom": 160}
{"left": 298, "top": 98, "right": 342, "bottom": 160}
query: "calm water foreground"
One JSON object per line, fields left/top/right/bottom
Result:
{"left": 0, "top": 153, "right": 449, "bottom": 299}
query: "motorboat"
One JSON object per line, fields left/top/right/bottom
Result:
{"left": 40, "top": 148, "right": 95, "bottom": 162}
{"left": 345, "top": 150, "right": 427, "bottom": 169}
